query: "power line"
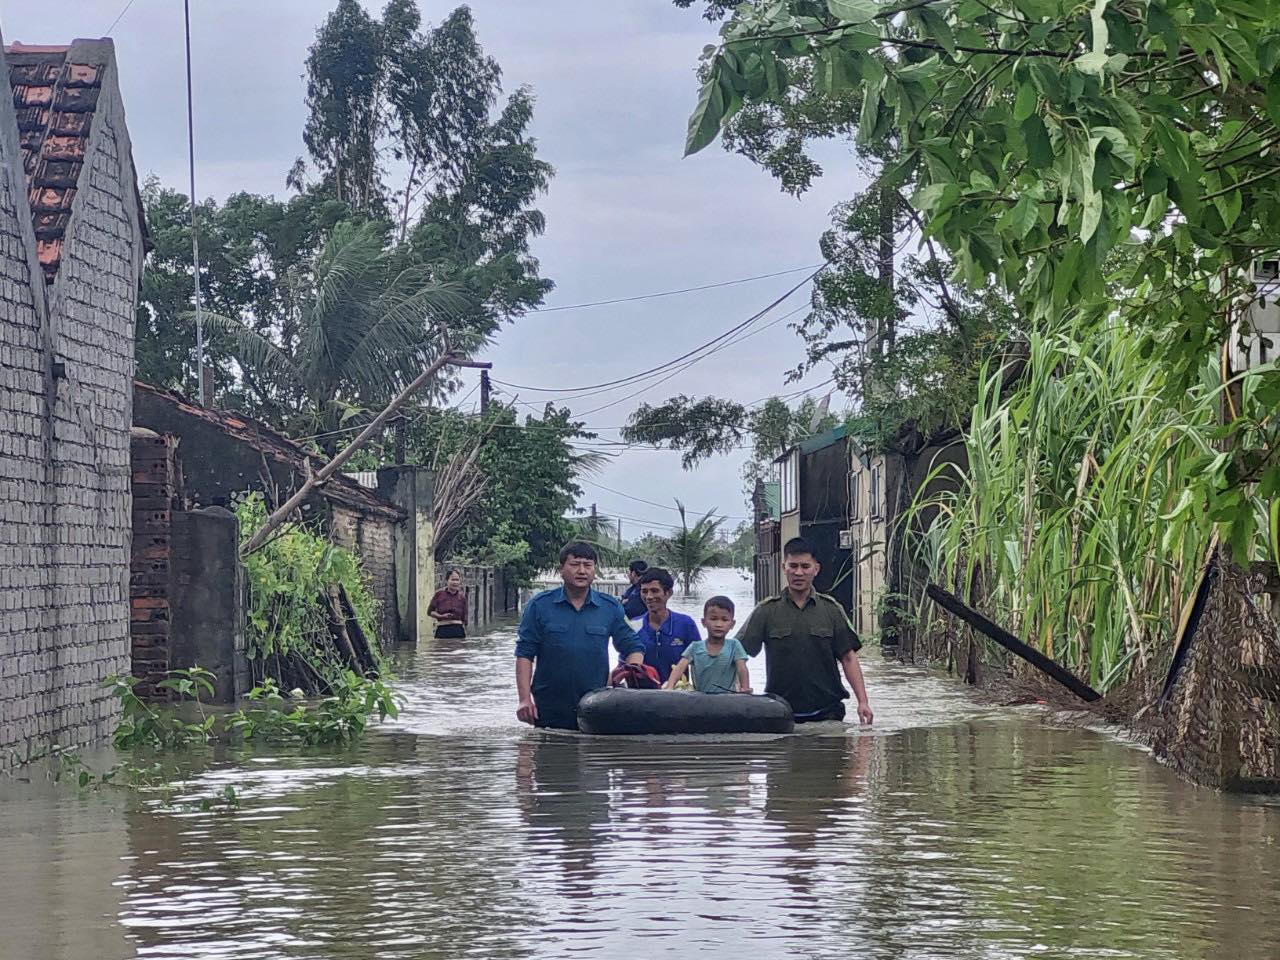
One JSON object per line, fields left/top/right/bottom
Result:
{"left": 104, "top": 0, "right": 138, "bottom": 34}
{"left": 580, "top": 478, "right": 752, "bottom": 521}
{"left": 530, "top": 263, "right": 822, "bottom": 313}
{"left": 492, "top": 267, "right": 824, "bottom": 396}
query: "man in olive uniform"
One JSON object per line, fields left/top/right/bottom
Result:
{"left": 738, "top": 537, "right": 874, "bottom": 724}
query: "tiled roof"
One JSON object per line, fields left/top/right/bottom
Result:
{"left": 5, "top": 38, "right": 147, "bottom": 285}
{"left": 134, "top": 381, "right": 407, "bottom": 522}
{"left": 6, "top": 41, "right": 110, "bottom": 285}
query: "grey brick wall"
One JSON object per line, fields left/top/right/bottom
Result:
{"left": 0, "top": 76, "right": 51, "bottom": 759}
{"left": 330, "top": 505, "right": 399, "bottom": 647}
{"left": 0, "top": 46, "right": 143, "bottom": 764}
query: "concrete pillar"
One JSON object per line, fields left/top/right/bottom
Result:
{"left": 169, "top": 507, "right": 248, "bottom": 704}
{"left": 377, "top": 466, "right": 434, "bottom": 642}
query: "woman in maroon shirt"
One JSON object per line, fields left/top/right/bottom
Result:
{"left": 428, "top": 569, "right": 468, "bottom": 639}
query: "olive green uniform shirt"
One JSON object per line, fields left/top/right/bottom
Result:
{"left": 738, "top": 590, "right": 861, "bottom": 717}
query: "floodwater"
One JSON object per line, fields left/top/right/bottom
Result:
{"left": 2, "top": 569, "right": 1279, "bottom": 960}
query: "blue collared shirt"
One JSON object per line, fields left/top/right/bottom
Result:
{"left": 515, "top": 586, "right": 643, "bottom": 730}
{"left": 637, "top": 609, "right": 702, "bottom": 683}
{"left": 620, "top": 582, "right": 646, "bottom": 619}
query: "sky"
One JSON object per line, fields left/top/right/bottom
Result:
{"left": 1, "top": 0, "right": 863, "bottom": 538}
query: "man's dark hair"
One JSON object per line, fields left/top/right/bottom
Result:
{"left": 783, "top": 536, "right": 817, "bottom": 559}
{"left": 704, "top": 595, "right": 735, "bottom": 615}
{"left": 638, "top": 567, "right": 675, "bottom": 592}
{"left": 559, "top": 541, "right": 598, "bottom": 565}
{"left": 628, "top": 559, "right": 648, "bottom": 575}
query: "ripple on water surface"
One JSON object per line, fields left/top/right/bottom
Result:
{"left": 1, "top": 570, "right": 1278, "bottom": 960}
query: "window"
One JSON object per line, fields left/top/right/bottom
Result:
{"left": 869, "top": 463, "right": 881, "bottom": 518}
{"left": 849, "top": 470, "right": 861, "bottom": 521}
{"left": 779, "top": 450, "right": 799, "bottom": 514}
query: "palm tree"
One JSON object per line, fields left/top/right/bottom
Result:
{"left": 658, "top": 500, "right": 727, "bottom": 594}
{"left": 205, "top": 219, "right": 468, "bottom": 449}
{"left": 570, "top": 506, "right": 622, "bottom": 567}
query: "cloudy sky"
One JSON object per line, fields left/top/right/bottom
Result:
{"left": 3, "top": 0, "right": 862, "bottom": 537}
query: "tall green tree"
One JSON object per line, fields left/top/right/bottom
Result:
{"left": 203, "top": 220, "right": 467, "bottom": 448}
{"left": 685, "top": 0, "right": 1280, "bottom": 560}
{"left": 622, "top": 393, "right": 837, "bottom": 508}
{"left": 657, "top": 502, "right": 728, "bottom": 593}
{"left": 135, "top": 180, "right": 349, "bottom": 397}
{"left": 675, "top": 0, "right": 1014, "bottom": 453}
{"left": 301, "top": 1, "right": 554, "bottom": 348}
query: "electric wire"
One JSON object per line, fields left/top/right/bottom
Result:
{"left": 529, "top": 263, "right": 822, "bottom": 313}
{"left": 104, "top": 0, "right": 138, "bottom": 34}
{"left": 491, "top": 266, "right": 824, "bottom": 396}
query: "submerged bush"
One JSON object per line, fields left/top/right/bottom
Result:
{"left": 234, "top": 492, "right": 383, "bottom": 682}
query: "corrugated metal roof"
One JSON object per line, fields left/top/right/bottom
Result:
{"left": 798, "top": 423, "right": 847, "bottom": 455}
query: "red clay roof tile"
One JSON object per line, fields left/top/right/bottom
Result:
{"left": 6, "top": 43, "right": 103, "bottom": 283}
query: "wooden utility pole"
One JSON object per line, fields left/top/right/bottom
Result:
{"left": 241, "top": 350, "right": 491, "bottom": 557}
{"left": 480, "top": 369, "right": 491, "bottom": 415}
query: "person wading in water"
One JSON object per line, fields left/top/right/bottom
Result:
{"left": 737, "top": 537, "right": 873, "bottom": 724}
{"left": 515, "top": 542, "right": 645, "bottom": 730}
{"left": 620, "top": 559, "right": 648, "bottom": 621}
{"left": 428, "top": 569, "right": 468, "bottom": 640}
{"left": 635, "top": 567, "right": 701, "bottom": 685}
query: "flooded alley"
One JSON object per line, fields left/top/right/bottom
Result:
{"left": 1, "top": 570, "right": 1278, "bottom": 960}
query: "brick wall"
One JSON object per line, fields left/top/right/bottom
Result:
{"left": 129, "top": 433, "right": 177, "bottom": 698}
{"left": 330, "top": 504, "right": 400, "bottom": 647}
{"left": 0, "top": 57, "right": 53, "bottom": 759}
{"left": 0, "top": 42, "right": 144, "bottom": 763}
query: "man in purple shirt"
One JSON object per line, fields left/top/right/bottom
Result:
{"left": 636, "top": 567, "right": 702, "bottom": 683}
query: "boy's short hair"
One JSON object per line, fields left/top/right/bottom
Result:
{"left": 783, "top": 536, "right": 817, "bottom": 559}
{"left": 704, "top": 595, "right": 735, "bottom": 616}
{"left": 638, "top": 567, "right": 675, "bottom": 592}
{"left": 559, "top": 541, "right": 598, "bottom": 565}
{"left": 628, "top": 559, "right": 648, "bottom": 575}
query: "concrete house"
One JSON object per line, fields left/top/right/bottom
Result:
{"left": 0, "top": 38, "right": 148, "bottom": 763}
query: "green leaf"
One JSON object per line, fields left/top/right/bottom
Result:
{"left": 1152, "top": 117, "right": 1191, "bottom": 178}
{"left": 1216, "top": 188, "right": 1243, "bottom": 230}
{"left": 685, "top": 72, "right": 727, "bottom": 156}
{"left": 1073, "top": 51, "right": 1110, "bottom": 76}
{"left": 1051, "top": 243, "right": 1082, "bottom": 307}
{"left": 1013, "top": 83, "right": 1037, "bottom": 122}
{"left": 1004, "top": 195, "right": 1040, "bottom": 239}
{"left": 1089, "top": 0, "right": 1109, "bottom": 57}
{"left": 1080, "top": 190, "right": 1104, "bottom": 244}
{"left": 1266, "top": 74, "right": 1280, "bottom": 129}
{"left": 828, "top": 0, "right": 880, "bottom": 23}
{"left": 1022, "top": 114, "right": 1053, "bottom": 169}
{"left": 917, "top": 6, "right": 956, "bottom": 57}
{"left": 912, "top": 181, "right": 959, "bottom": 214}
{"left": 858, "top": 83, "right": 882, "bottom": 143}
{"left": 1147, "top": 2, "right": 1179, "bottom": 54}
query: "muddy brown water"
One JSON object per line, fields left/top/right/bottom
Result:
{"left": 2, "top": 569, "right": 1278, "bottom": 960}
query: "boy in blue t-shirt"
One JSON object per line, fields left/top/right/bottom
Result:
{"left": 663, "top": 596, "right": 750, "bottom": 694}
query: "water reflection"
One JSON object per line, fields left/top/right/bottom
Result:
{"left": 1, "top": 570, "right": 1278, "bottom": 960}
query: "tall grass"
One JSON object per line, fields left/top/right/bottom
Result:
{"left": 908, "top": 323, "right": 1267, "bottom": 693}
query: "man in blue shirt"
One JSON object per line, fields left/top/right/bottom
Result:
{"left": 620, "top": 559, "right": 648, "bottom": 620}
{"left": 515, "top": 541, "right": 645, "bottom": 730}
{"left": 636, "top": 567, "right": 702, "bottom": 684}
